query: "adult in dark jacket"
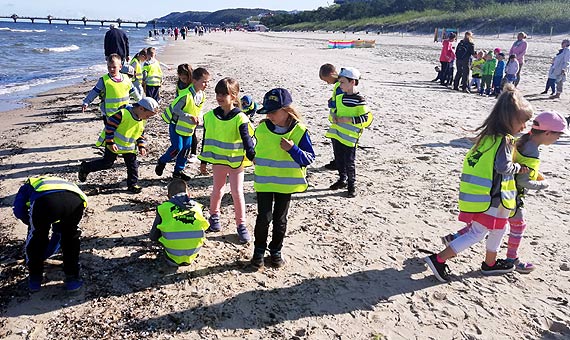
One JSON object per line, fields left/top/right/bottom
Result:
{"left": 453, "top": 31, "right": 476, "bottom": 92}
{"left": 104, "top": 24, "right": 129, "bottom": 63}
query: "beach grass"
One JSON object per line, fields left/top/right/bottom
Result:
{"left": 276, "top": 1, "right": 570, "bottom": 34}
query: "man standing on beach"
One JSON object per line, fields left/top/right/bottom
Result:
{"left": 104, "top": 23, "right": 129, "bottom": 64}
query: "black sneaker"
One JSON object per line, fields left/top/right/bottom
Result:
{"left": 347, "top": 185, "right": 356, "bottom": 198}
{"left": 173, "top": 171, "right": 191, "bottom": 181}
{"left": 155, "top": 162, "right": 166, "bottom": 176}
{"left": 425, "top": 254, "right": 451, "bottom": 282}
{"left": 329, "top": 180, "right": 347, "bottom": 190}
{"left": 481, "top": 259, "right": 514, "bottom": 275}
{"left": 251, "top": 252, "right": 264, "bottom": 269}
{"left": 324, "top": 160, "right": 337, "bottom": 170}
{"left": 270, "top": 252, "right": 285, "bottom": 268}
{"left": 127, "top": 185, "right": 142, "bottom": 194}
{"left": 78, "top": 162, "right": 88, "bottom": 182}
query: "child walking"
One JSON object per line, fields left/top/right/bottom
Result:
{"left": 198, "top": 78, "right": 255, "bottom": 243}
{"left": 150, "top": 179, "right": 209, "bottom": 266}
{"left": 541, "top": 54, "right": 559, "bottom": 95}
{"left": 250, "top": 88, "right": 315, "bottom": 268}
{"left": 130, "top": 48, "right": 147, "bottom": 98}
{"left": 82, "top": 53, "right": 141, "bottom": 119}
{"left": 319, "top": 63, "right": 342, "bottom": 170}
{"left": 156, "top": 68, "right": 210, "bottom": 180}
{"left": 469, "top": 51, "right": 485, "bottom": 93}
{"left": 79, "top": 97, "right": 159, "bottom": 193}
{"left": 493, "top": 53, "right": 506, "bottom": 96}
{"left": 175, "top": 63, "right": 193, "bottom": 97}
{"left": 441, "top": 111, "right": 567, "bottom": 273}
{"left": 425, "top": 85, "right": 533, "bottom": 282}
{"left": 142, "top": 47, "right": 170, "bottom": 102}
{"left": 325, "top": 67, "right": 372, "bottom": 197}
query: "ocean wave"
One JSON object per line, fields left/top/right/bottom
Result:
{"left": 0, "top": 78, "right": 55, "bottom": 96}
{"left": 32, "top": 44, "right": 80, "bottom": 53}
{"left": 3, "top": 28, "right": 46, "bottom": 33}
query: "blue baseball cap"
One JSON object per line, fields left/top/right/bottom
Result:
{"left": 257, "top": 88, "right": 293, "bottom": 114}
{"left": 241, "top": 95, "right": 252, "bottom": 107}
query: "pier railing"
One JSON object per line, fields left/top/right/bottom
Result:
{"left": 0, "top": 14, "right": 154, "bottom": 28}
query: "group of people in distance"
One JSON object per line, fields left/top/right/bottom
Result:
{"left": 14, "top": 39, "right": 375, "bottom": 290}
{"left": 435, "top": 31, "right": 570, "bottom": 100}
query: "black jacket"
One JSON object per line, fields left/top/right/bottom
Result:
{"left": 104, "top": 28, "right": 129, "bottom": 60}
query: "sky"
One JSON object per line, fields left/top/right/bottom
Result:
{"left": 0, "top": 0, "right": 332, "bottom": 21}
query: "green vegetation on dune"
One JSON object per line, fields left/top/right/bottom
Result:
{"left": 264, "top": 1, "right": 570, "bottom": 34}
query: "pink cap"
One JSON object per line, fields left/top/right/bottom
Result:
{"left": 533, "top": 111, "right": 569, "bottom": 134}
{"left": 494, "top": 48, "right": 501, "bottom": 53}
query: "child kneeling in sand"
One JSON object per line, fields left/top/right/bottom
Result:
{"left": 150, "top": 179, "right": 209, "bottom": 266}
{"left": 425, "top": 85, "right": 533, "bottom": 282}
{"left": 441, "top": 111, "right": 568, "bottom": 274}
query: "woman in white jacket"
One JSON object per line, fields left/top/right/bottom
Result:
{"left": 551, "top": 39, "right": 570, "bottom": 99}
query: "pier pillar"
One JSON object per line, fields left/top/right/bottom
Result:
{"left": 65, "top": 19, "right": 70, "bottom": 24}
{"left": 30, "top": 18, "right": 34, "bottom": 23}
{"left": 100, "top": 21, "right": 104, "bottom": 26}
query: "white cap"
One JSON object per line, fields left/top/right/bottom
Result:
{"left": 339, "top": 67, "right": 361, "bottom": 80}
{"left": 120, "top": 64, "right": 135, "bottom": 76}
{"left": 137, "top": 97, "right": 159, "bottom": 113}
{"left": 109, "top": 23, "right": 117, "bottom": 29}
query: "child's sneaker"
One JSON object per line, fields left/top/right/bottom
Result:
{"left": 127, "top": 185, "right": 142, "bottom": 194}
{"left": 481, "top": 259, "right": 514, "bottom": 275}
{"left": 425, "top": 254, "right": 450, "bottom": 282}
{"left": 329, "top": 180, "right": 347, "bottom": 190}
{"left": 324, "top": 160, "right": 337, "bottom": 170}
{"left": 441, "top": 233, "right": 456, "bottom": 246}
{"left": 206, "top": 214, "right": 221, "bottom": 232}
{"left": 64, "top": 276, "right": 83, "bottom": 292}
{"left": 236, "top": 224, "right": 251, "bottom": 244}
{"left": 28, "top": 275, "right": 43, "bottom": 292}
{"left": 155, "top": 161, "right": 166, "bottom": 176}
{"left": 173, "top": 171, "right": 191, "bottom": 181}
{"left": 251, "top": 249, "right": 265, "bottom": 269}
{"left": 78, "top": 162, "right": 89, "bottom": 182}
{"left": 507, "top": 258, "right": 535, "bottom": 274}
{"left": 270, "top": 251, "right": 285, "bottom": 268}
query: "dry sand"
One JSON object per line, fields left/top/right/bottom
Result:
{"left": 1, "top": 31, "right": 570, "bottom": 339}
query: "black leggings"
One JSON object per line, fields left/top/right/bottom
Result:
{"left": 26, "top": 191, "right": 84, "bottom": 277}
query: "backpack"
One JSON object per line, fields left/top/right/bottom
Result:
{"left": 455, "top": 40, "right": 470, "bottom": 60}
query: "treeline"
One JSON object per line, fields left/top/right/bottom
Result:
{"left": 154, "top": 8, "right": 283, "bottom": 26}
{"left": 261, "top": 0, "right": 551, "bottom": 27}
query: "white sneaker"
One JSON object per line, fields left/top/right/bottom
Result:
{"left": 188, "top": 154, "right": 199, "bottom": 163}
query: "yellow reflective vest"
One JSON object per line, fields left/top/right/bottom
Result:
{"left": 156, "top": 201, "right": 208, "bottom": 265}
{"left": 327, "top": 82, "right": 343, "bottom": 122}
{"left": 130, "top": 58, "right": 143, "bottom": 83}
{"left": 198, "top": 110, "right": 253, "bottom": 168}
{"left": 96, "top": 107, "right": 145, "bottom": 154}
{"left": 161, "top": 85, "right": 205, "bottom": 136}
{"left": 325, "top": 93, "right": 372, "bottom": 147}
{"left": 143, "top": 60, "right": 163, "bottom": 86}
{"left": 27, "top": 176, "right": 88, "bottom": 205}
{"left": 102, "top": 74, "right": 132, "bottom": 116}
{"left": 513, "top": 149, "right": 541, "bottom": 181}
{"left": 254, "top": 121, "right": 308, "bottom": 194}
{"left": 459, "top": 135, "right": 517, "bottom": 213}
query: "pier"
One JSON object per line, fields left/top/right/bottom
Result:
{"left": 1, "top": 14, "right": 154, "bottom": 28}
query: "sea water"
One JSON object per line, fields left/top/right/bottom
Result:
{"left": 0, "top": 21, "right": 164, "bottom": 112}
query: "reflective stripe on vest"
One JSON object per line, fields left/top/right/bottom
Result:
{"left": 328, "top": 82, "right": 343, "bottom": 122}
{"left": 96, "top": 108, "right": 145, "bottom": 153}
{"left": 162, "top": 85, "right": 204, "bottom": 137}
{"left": 198, "top": 110, "right": 253, "bottom": 168}
{"left": 156, "top": 201, "right": 208, "bottom": 265}
{"left": 458, "top": 135, "right": 517, "bottom": 212}
{"left": 28, "top": 176, "right": 88, "bottom": 204}
{"left": 325, "top": 93, "right": 372, "bottom": 147}
{"left": 254, "top": 122, "right": 308, "bottom": 194}
{"left": 102, "top": 74, "right": 132, "bottom": 116}
{"left": 143, "top": 61, "right": 163, "bottom": 86}
{"left": 130, "top": 58, "right": 143, "bottom": 83}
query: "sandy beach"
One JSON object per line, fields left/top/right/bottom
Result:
{"left": 1, "top": 31, "right": 570, "bottom": 339}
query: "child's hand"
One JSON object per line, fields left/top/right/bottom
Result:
{"left": 110, "top": 144, "right": 119, "bottom": 153}
{"left": 190, "top": 116, "right": 199, "bottom": 124}
{"left": 139, "top": 147, "right": 147, "bottom": 157}
{"left": 337, "top": 117, "right": 352, "bottom": 124}
{"left": 518, "top": 165, "right": 530, "bottom": 174}
{"left": 536, "top": 172, "right": 545, "bottom": 181}
{"left": 82, "top": 103, "right": 88, "bottom": 112}
{"left": 280, "top": 138, "right": 294, "bottom": 151}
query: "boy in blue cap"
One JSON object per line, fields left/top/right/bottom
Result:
{"left": 241, "top": 95, "right": 259, "bottom": 121}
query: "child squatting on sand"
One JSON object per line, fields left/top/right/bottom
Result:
{"left": 425, "top": 84, "right": 534, "bottom": 282}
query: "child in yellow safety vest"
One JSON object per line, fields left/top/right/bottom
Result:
{"left": 198, "top": 78, "right": 255, "bottom": 243}
{"left": 82, "top": 53, "right": 142, "bottom": 119}
{"left": 78, "top": 97, "right": 159, "bottom": 193}
{"left": 150, "top": 179, "right": 209, "bottom": 266}
{"left": 156, "top": 67, "right": 210, "bottom": 180}
{"left": 319, "top": 63, "right": 342, "bottom": 171}
{"left": 424, "top": 84, "right": 534, "bottom": 282}
{"left": 325, "top": 67, "right": 372, "bottom": 198}
{"left": 142, "top": 47, "right": 171, "bottom": 102}
{"left": 441, "top": 111, "right": 568, "bottom": 274}
{"left": 129, "top": 48, "right": 147, "bottom": 99}
{"left": 250, "top": 88, "right": 315, "bottom": 269}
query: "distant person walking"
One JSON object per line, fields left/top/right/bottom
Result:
{"left": 438, "top": 32, "right": 456, "bottom": 86}
{"left": 550, "top": 39, "right": 570, "bottom": 99}
{"left": 453, "top": 31, "right": 476, "bottom": 93}
{"left": 104, "top": 23, "right": 129, "bottom": 64}
{"left": 509, "top": 32, "right": 528, "bottom": 87}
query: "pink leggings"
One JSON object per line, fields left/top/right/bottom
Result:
{"left": 209, "top": 164, "right": 246, "bottom": 227}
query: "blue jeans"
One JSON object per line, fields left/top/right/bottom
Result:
{"left": 159, "top": 124, "right": 192, "bottom": 172}
{"left": 545, "top": 78, "right": 556, "bottom": 94}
